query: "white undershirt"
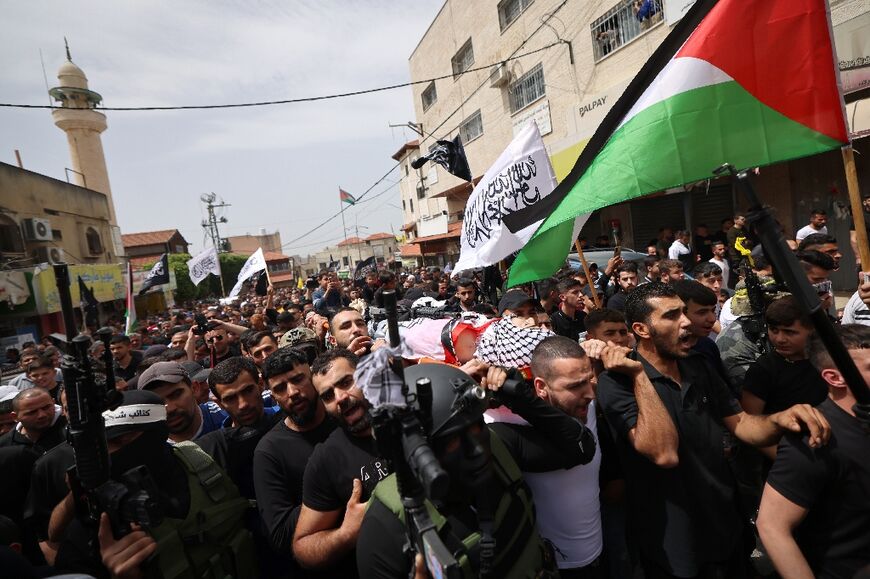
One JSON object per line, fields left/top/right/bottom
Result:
{"left": 484, "top": 402, "right": 603, "bottom": 569}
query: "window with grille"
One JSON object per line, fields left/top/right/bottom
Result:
{"left": 459, "top": 110, "right": 483, "bottom": 143}
{"left": 509, "top": 64, "right": 545, "bottom": 113}
{"left": 591, "top": 0, "right": 663, "bottom": 62}
{"left": 451, "top": 39, "right": 475, "bottom": 78}
{"left": 498, "top": 0, "right": 533, "bottom": 31}
{"left": 421, "top": 82, "right": 437, "bottom": 111}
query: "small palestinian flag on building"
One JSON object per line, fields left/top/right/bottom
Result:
{"left": 339, "top": 188, "right": 356, "bottom": 205}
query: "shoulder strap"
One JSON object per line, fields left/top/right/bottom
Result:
{"left": 488, "top": 430, "right": 522, "bottom": 486}
{"left": 172, "top": 441, "right": 229, "bottom": 503}
{"left": 369, "top": 474, "right": 450, "bottom": 531}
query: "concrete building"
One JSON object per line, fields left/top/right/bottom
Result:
{"left": 0, "top": 162, "right": 118, "bottom": 267}
{"left": 296, "top": 232, "right": 400, "bottom": 278}
{"left": 122, "top": 229, "right": 190, "bottom": 268}
{"left": 397, "top": 0, "right": 869, "bottom": 289}
{"left": 227, "top": 228, "right": 282, "bottom": 254}
{"left": 49, "top": 45, "right": 124, "bottom": 258}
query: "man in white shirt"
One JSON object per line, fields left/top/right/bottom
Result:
{"left": 709, "top": 241, "right": 730, "bottom": 289}
{"left": 526, "top": 336, "right": 604, "bottom": 576}
{"left": 668, "top": 230, "right": 694, "bottom": 271}
{"left": 795, "top": 208, "right": 827, "bottom": 242}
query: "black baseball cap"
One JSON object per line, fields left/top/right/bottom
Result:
{"left": 497, "top": 289, "right": 537, "bottom": 316}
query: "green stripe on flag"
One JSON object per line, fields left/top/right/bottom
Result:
{"left": 508, "top": 80, "right": 843, "bottom": 286}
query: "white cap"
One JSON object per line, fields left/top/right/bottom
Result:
{"left": 0, "top": 385, "right": 19, "bottom": 403}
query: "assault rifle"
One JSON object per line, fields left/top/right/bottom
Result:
{"left": 368, "top": 290, "right": 462, "bottom": 579}
{"left": 54, "top": 263, "right": 163, "bottom": 539}
{"left": 735, "top": 244, "right": 770, "bottom": 356}
{"left": 714, "top": 166, "right": 870, "bottom": 426}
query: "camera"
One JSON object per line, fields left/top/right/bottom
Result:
{"left": 92, "top": 466, "right": 164, "bottom": 538}
{"left": 192, "top": 313, "right": 210, "bottom": 336}
{"left": 305, "top": 277, "right": 319, "bottom": 290}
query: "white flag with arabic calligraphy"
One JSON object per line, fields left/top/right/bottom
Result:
{"left": 455, "top": 123, "right": 589, "bottom": 273}
{"left": 187, "top": 247, "right": 221, "bottom": 287}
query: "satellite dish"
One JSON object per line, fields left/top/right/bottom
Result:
{"left": 200, "top": 192, "right": 216, "bottom": 203}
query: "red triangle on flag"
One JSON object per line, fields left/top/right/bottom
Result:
{"left": 677, "top": 0, "right": 847, "bottom": 143}
{"left": 339, "top": 188, "right": 356, "bottom": 205}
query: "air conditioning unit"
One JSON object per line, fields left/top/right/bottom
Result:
{"left": 23, "top": 218, "right": 53, "bottom": 241}
{"left": 35, "top": 246, "right": 65, "bottom": 265}
{"left": 489, "top": 63, "right": 511, "bottom": 88}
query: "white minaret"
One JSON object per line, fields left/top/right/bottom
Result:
{"left": 50, "top": 41, "right": 124, "bottom": 257}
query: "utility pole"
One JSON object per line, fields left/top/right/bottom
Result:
{"left": 200, "top": 192, "right": 230, "bottom": 295}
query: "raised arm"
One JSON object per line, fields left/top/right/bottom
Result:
{"left": 722, "top": 404, "right": 829, "bottom": 449}
{"left": 601, "top": 344, "right": 679, "bottom": 468}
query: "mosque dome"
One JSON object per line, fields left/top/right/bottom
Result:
{"left": 57, "top": 59, "right": 88, "bottom": 90}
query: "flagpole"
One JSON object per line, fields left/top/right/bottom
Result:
{"left": 339, "top": 189, "right": 349, "bottom": 272}
{"left": 843, "top": 146, "right": 870, "bottom": 270}
{"left": 574, "top": 240, "right": 601, "bottom": 309}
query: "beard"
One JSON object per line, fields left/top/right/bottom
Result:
{"left": 166, "top": 409, "right": 195, "bottom": 434}
{"left": 649, "top": 325, "right": 691, "bottom": 359}
{"left": 337, "top": 396, "right": 370, "bottom": 434}
{"left": 286, "top": 396, "right": 317, "bottom": 427}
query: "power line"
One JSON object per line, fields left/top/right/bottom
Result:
{"left": 278, "top": 7, "right": 573, "bottom": 255}
{"left": 0, "top": 42, "right": 564, "bottom": 111}
{"left": 279, "top": 163, "right": 401, "bottom": 251}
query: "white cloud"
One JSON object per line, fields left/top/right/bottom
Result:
{"left": 0, "top": 0, "right": 439, "bottom": 257}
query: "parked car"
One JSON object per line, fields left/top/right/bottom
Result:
{"left": 567, "top": 247, "right": 647, "bottom": 271}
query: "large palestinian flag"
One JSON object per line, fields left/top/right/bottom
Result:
{"left": 506, "top": 0, "right": 849, "bottom": 286}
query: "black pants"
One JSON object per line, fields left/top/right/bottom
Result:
{"left": 640, "top": 552, "right": 747, "bottom": 579}
{"left": 558, "top": 557, "right": 604, "bottom": 579}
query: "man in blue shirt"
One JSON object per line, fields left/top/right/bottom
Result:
{"left": 137, "top": 361, "right": 228, "bottom": 443}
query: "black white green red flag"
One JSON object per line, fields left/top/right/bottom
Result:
{"left": 506, "top": 0, "right": 849, "bottom": 286}
{"left": 340, "top": 188, "right": 356, "bottom": 205}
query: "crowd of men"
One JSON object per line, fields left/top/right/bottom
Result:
{"left": 0, "top": 208, "right": 868, "bottom": 579}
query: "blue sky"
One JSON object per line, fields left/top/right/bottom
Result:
{"left": 0, "top": 1, "right": 444, "bottom": 256}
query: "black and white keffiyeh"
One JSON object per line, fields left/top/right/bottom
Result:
{"left": 474, "top": 318, "right": 554, "bottom": 369}
{"left": 355, "top": 340, "right": 415, "bottom": 409}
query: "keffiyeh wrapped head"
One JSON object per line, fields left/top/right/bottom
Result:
{"left": 402, "top": 318, "right": 486, "bottom": 365}
{"left": 474, "top": 318, "right": 555, "bottom": 374}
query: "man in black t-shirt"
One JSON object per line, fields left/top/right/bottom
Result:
{"left": 741, "top": 297, "right": 828, "bottom": 448}
{"left": 23, "top": 441, "right": 74, "bottom": 565}
{"left": 757, "top": 324, "right": 870, "bottom": 579}
{"left": 110, "top": 334, "right": 143, "bottom": 382}
{"left": 0, "top": 389, "right": 66, "bottom": 455}
{"left": 694, "top": 224, "right": 714, "bottom": 261}
{"left": 597, "top": 283, "right": 830, "bottom": 578}
{"left": 253, "top": 348, "right": 336, "bottom": 574}
{"left": 361, "top": 272, "right": 378, "bottom": 304}
{"left": 606, "top": 262, "right": 639, "bottom": 313}
{"left": 293, "top": 349, "right": 390, "bottom": 578}
{"left": 550, "top": 278, "right": 587, "bottom": 341}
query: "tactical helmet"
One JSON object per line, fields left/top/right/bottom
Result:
{"left": 403, "top": 363, "right": 487, "bottom": 440}
{"left": 278, "top": 327, "right": 318, "bottom": 348}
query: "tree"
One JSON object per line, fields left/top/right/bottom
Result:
{"left": 149, "top": 253, "right": 252, "bottom": 302}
